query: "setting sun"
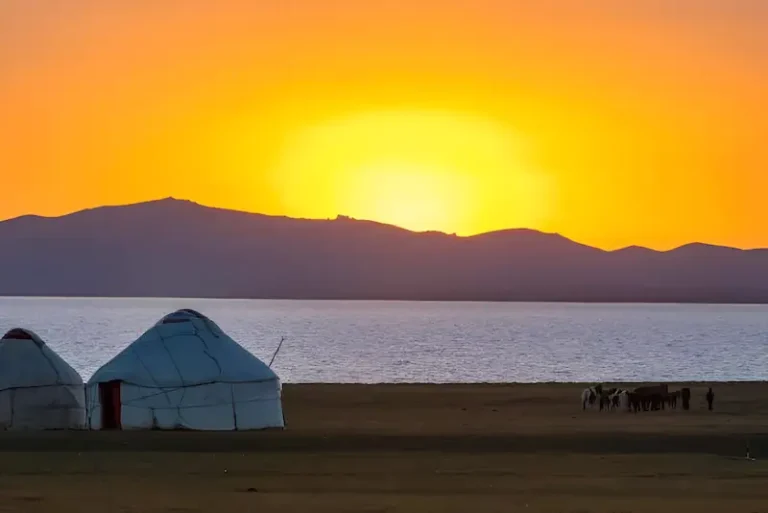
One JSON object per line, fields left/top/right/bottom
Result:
{"left": 268, "top": 110, "right": 552, "bottom": 234}
{"left": 345, "top": 162, "right": 470, "bottom": 233}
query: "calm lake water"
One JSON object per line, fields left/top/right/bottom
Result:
{"left": 0, "top": 297, "right": 766, "bottom": 383}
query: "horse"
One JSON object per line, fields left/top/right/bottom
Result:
{"left": 590, "top": 386, "right": 627, "bottom": 412}
{"left": 599, "top": 393, "right": 611, "bottom": 411}
{"left": 581, "top": 387, "right": 598, "bottom": 410}
{"left": 666, "top": 390, "right": 681, "bottom": 409}
{"left": 611, "top": 389, "right": 630, "bottom": 411}
{"left": 626, "top": 392, "right": 641, "bottom": 413}
{"left": 681, "top": 388, "right": 691, "bottom": 410}
{"left": 632, "top": 384, "right": 668, "bottom": 411}
{"left": 582, "top": 384, "right": 605, "bottom": 410}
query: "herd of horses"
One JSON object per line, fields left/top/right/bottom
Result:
{"left": 581, "top": 383, "right": 691, "bottom": 412}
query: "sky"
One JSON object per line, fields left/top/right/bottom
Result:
{"left": 1, "top": 0, "right": 766, "bottom": 250}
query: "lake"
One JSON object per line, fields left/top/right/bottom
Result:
{"left": 0, "top": 297, "right": 766, "bottom": 383}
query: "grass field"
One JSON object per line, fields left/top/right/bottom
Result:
{"left": 1, "top": 382, "right": 767, "bottom": 512}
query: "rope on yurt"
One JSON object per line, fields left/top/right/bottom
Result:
{"left": 130, "top": 340, "right": 173, "bottom": 407}
{"left": 37, "top": 344, "right": 65, "bottom": 384}
{"left": 120, "top": 394, "right": 278, "bottom": 409}
{"left": 193, "top": 326, "right": 223, "bottom": 377}
{"left": 155, "top": 330, "right": 189, "bottom": 424}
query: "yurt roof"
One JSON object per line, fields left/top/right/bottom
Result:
{"left": 0, "top": 328, "right": 84, "bottom": 391}
{"left": 2, "top": 328, "right": 44, "bottom": 344}
{"left": 155, "top": 308, "right": 210, "bottom": 325}
{"left": 88, "top": 309, "right": 279, "bottom": 388}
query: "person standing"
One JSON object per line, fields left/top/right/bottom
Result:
{"left": 706, "top": 387, "right": 715, "bottom": 411}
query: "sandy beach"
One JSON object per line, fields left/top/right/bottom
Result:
{"left": 1, "top": 382, "right": 767, "bottom": 512}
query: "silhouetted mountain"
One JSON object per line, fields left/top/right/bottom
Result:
{"left": 1, "top": 198, "right": 767, "bottom": 303}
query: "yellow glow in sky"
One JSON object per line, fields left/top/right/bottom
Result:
{"left": 268, "top": 111, "right": 552, "bottom": 234}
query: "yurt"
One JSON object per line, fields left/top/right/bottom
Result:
{"left": 0, "top": 328, "right": 86, "bottom": 430}
{"left": 86, "top": 309, "right": 284, "bottom": 430}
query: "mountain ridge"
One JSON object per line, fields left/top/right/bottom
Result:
{"left": 3, "top": 197, "right": 757, "bottom": 254}
{"left": 1, "top": 197, "right": 767, "bottom": 303}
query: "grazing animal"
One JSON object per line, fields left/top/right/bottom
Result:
{"left": 615, "top": 384, "right": 692, "bottom": 413}
{"left": 599, "top": 393, "right": 611, "bottom": 411}
{"left": 666, "top": 390, "right": 681, "bottom": 409}
{"left": 632, "top": 384, "right": 668, "bottom": 411}
{"left": 581, "top": 384, "right": 604, "bottom": 410}
{"left": 612, "top": 389, "right": 630, "bottom": 411}
{"left": 589, "top": 386, "right": 629, "bottom": 412}
{"left": 582, "top": 388, "right": 597, "bottom": 410}
{"left": 681, "top": 388, "right": 691, "bottom": 410}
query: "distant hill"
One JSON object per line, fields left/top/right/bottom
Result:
{"left": 1, "top": 198, "right": 767, "bottom": 303}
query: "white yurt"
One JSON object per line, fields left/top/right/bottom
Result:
{"left": 0, "top": 328, "right": 86, "bottom": 430}
{"left": 86, "top": 309, "right": 284, "bottom": 430}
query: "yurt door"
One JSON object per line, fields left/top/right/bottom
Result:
{"left": 99, "top": 381, "right": 122, "bottom": 430}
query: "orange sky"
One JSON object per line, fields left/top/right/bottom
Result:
{"left": 1, "top": 0, "right": 766, "bottom": 250}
